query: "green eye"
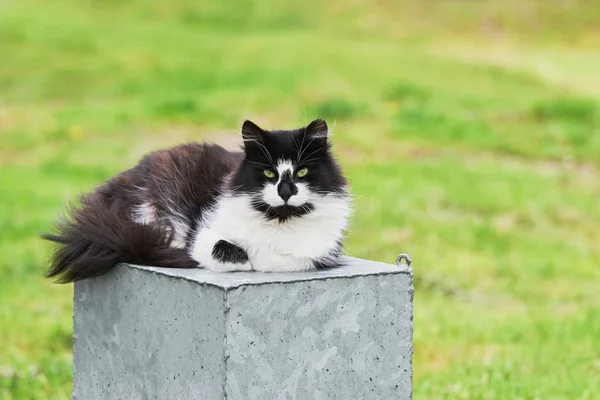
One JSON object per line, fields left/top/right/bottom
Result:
{"left": 296, "top": 167, "right": 308, "bottom": 177}
{"left": 263, "top": 169, "right": 276, "bottom": 178}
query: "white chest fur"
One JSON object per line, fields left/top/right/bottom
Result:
{"left": 189, "top": 193, "right": 351, "bottom": 272}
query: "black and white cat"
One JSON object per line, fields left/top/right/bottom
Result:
{"left": 44, "top": 119, "right": 352, "bottom": 282}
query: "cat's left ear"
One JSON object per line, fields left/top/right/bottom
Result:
{"left": 304, "top": 119, "right": 329, "bottom": 147}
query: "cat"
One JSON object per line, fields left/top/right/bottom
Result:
{"left": 43, "top": 119, "right": 352, "bottom": 283}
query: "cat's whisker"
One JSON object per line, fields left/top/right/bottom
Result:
{"left": 297, "top": 128, "right": 328, "bottom": 163}
{"left": 228, "top": 184, "right": 243, "bottom": 193}
{"left": 329, "top": 120, "right": 337, "bottom": 135}
{"left": 297, "top": 129, "right": 308, "bottom": 163}
{"left": 297, "top": 133, "right": 317, "bottom": 162}
{"left": 256, "top": 134, "right": 273, "bottom": 163}
{"left": 297, "top": 157, "right": 320, "bottom": 165}
{"left": 298, "top": 147, "right": 325, "bottom": 165}
{"left": 290, "top": 133, "right": 301, "bottom": 160}
{"left": 348, "top": 194, "right": 375, "bottom": 201}
{"left": 242, "top": 138, "right": 273, "bottom": 163}
{"left": 244, "top": 159, "right": 272, "bottom": 169}
{"left": 347, "top": 203, "right": 365, "bottom": 215}
{"left": 302, "top": 107, "right": 308, "bottom": 127}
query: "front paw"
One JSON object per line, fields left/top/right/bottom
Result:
{"left": 212, "top": 240, "right": 249, "bottom": 265}
{"left": 250, "top": 251, "right": 313, "bottom": 272}
{"left": 206, "top": 240, "right": 253, "bottom": 272}
{"left": 190, "top": 229, "right": 253, "bottom": 272}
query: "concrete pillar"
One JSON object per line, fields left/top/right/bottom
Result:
{"left": 72, "top": 256, "right": 413, "bottom": 399}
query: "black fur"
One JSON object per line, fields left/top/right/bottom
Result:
{"left": 211, "top": 240, "right": 249, "bottom": 264}
{"left": 250, "top": 199, "right": 315, "bottom": 222}
{"left": 44, "top": 143, "right": 241, "bottom": 283}
{"left": 42, "top": 196, "right": 199, "bottom": 283}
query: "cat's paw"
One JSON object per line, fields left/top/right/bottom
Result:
{"left": 250, "top": 251, "right": 314, "bottom": 272}
{"left": 205, "top": 239, "right": 253, "bottom": 272}
{"left": 190, "top": 229, "right": 253, "bottom": 272}
{"left": 211, "top": 240, "right": 251, "bottom": 267}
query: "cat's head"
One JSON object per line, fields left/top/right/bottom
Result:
{"left": 230, "top": 119, "right": 348, "bottom": 222}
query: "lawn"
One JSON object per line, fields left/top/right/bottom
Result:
{"left": 1, "top": 0, "right": 599, "bottom": 398}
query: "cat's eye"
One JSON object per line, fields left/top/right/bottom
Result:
{"left": 263, "top": 169, "right": 276, "bottom": 179}
{"left": 296, "top": 167, "right": 309, "bottom": 178}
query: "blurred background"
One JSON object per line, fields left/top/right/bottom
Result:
{"left": 1, "top": 0, "right": 599, "bottom": 398}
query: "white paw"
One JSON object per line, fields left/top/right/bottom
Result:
{"left": 250, "top": 251, "right": 314, "bottom": 272}
{"left": 205, "top": 260, "right": 254, "bottom": 272}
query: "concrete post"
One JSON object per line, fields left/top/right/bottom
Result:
{"left": 72, "top": 256, "right": 413, "bottom": 399}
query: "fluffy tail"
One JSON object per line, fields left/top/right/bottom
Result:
{"left": 43, "top": 196, "right": 199, "bottom": 283}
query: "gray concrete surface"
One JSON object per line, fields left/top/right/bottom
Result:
{"left": 72, "top": 256, "right": 414, "bottom": 399}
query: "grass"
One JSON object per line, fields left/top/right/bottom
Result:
{"left": 1, "top": 0, "right": 599, "bottom": 398}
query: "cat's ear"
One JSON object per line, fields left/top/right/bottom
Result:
{"left": 241, "top": 120, "right": 263, "bottom": 142}
{"left": 241, "top": 120, "right": 266, "bottom": 155}
{"left": 304, "top": 119, "right": 329, "bottom": 147}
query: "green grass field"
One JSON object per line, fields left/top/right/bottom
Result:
{"left": 1, "top": 0, "right": 599, "bottom": 398}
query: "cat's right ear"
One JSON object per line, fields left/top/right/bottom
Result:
{"left": 241, "top": 120, "right": 266, "bottom": 155}
{"left": 241, "top": 120, "right": 263, "bottom": 142}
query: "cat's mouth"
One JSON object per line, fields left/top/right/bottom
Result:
{"left": 251, "top": 199, "right": 315, "bottom": 222}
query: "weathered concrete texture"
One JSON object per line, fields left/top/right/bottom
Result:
{"left": 73, "top": 256, "right": 413, "bottom": 400}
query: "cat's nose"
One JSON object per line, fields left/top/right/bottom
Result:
{"left": 278, "top": 183, "right": 293, "bottom": 202}
{"left": 277, "top": 182, "right": 297, "bottom": 202}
